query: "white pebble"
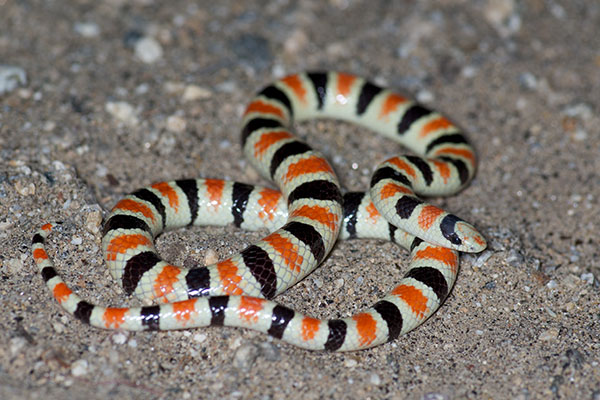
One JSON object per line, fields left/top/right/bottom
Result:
{"left": 52, "top": 322, "right": 65, "bottom": 334}
{"left": 10, "top": 337, "right": 27, "bottom": 356}
{"left": 70, "top": 236, "right": 83, "bottom": 245}
{"left": 52, "top": 160, "right": 66, "bottom": 170}
{"left": 182, "top": 85, "right": 212, "bottom": 101}
{"left": 0, "top": 65, "right": 27, "bottom": 94}
{"left": 344, "top": 358, "right": 357, "bottom": 368}
{"left": 538, "top": 328, "right": 559, "bottom": 342}
{"left": 71, "top": 359, "right": 89, "bottom": 377}
{"left": 573, "top": 129, "right": 588, "bottom": 142}
{"left": 74, "top": 22, "right": 100, "bottom": 38}
{"left": 14, "top": 181, "right": 35, "bottom": 196}
{"left": 193, "top": 333, "right": 207, "bottom": 343}
{"left": 166, "top": 115, "right": 187, "bottom": 133}
{"left": 111, "top": 332, "right": 128, "bottom": 344}
{"left": 135, "top": 37, "right": 163, "bottom": 64}
{"left": 369, "top": 373, "right": 381, "bottom": 385}
{"left": 416, "top": 89, "right": 434, "bottom": 103}
{"left": 128, "top": 339, "right": 138, "bottom": 348}
{"left": 580, "top": 273, "right": 595, "bottom": 285}
{"left": 546, "top": 279, "right": 557, "bottom": 289}
{"left": 135, "top": 83, "right": 149, "bottom": 95}
{"left": 5, "top": 257, "right": 24, "bottom": 274}
{"left": 105, "top": 101, "right": 139, "bottom": 126}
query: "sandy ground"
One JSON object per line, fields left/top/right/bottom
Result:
{"left": 1, "top": 0, "right": 599, "bottom": 399}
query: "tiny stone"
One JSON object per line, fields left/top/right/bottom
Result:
{"left": 128, "top": 339, "right": 137, "bottom": 348}
{"left": 258, "top": 342, "right": 281, "bottom": 361}
{"left": 546, "top": 279, "right": 557, "bottom": 289}
{"left": 70, "top": 236, "right": 83, "bottom": 245}
{"left": 233, "top": 343, "right": 259, "bottom": 370}
{"left": 564, "top": 274, "right": 580, "bottom": 289}
{"left": 416, "top": 90, "right": 434, "bottom": 103}
{"left": 105, "top": 101, "right": 139, "bottom": 126}
{"left": 484, "top": 281, "right": 496, "bottom": 289}
{"left": 0, "top": 65, "right": 27, "bottom": 94}
{"left": 580, "top": 273, "right": 595, "bottom": 285}
{"left": 164, "top": 81, "right": 185, "bottom": 94}
{"left": 182, "top": 85, "right": 212, "bottom": 101}
{"left": 10, "top": 337, "right": 27, "bottom": 356}
{"left": 18, "top": 88, "right": 32, "bottom": 98}
{"left": 52, "top": 322, "right": 65, "bottom": 334}
{"left": 135, "top": 83, "right": 149, "bottom": 95}
{"left": 43, "top": 121, "right": 56, "bottom": 132}
{"left": 369, "top": 373, "right": 381, "bottom": 385}
{"left": 573, "top": 129, "right": 588, "bottom": 142}
{"left": 334, "top": 278, "right": 345, "bottom": 290}
{"left": 85, "top": 210, "right": 103, "bottom": 234}
{"left": 204, "top": 249, "right": 218, "bottom": 265}
{"left": 519, "top": 72, "right": 537, "bottom": 89}
{"left": 14, "top": 181, "right": 35, "bottom": 196}
{"left": 193, "top": 333, "right": 207, "bottom": 343}
{"left": 111, "top": 332, "right": 128, "bottom": 344}
{"left": 166, "top": 115, "right": 187, "bottom": 133}
{"left": 4, "top": 258, "right": 23, "bottom": 274}
{"left": 344, "top": 358, "right": 357, "bottom": 368}
{"left": 563, "top": 103, "right": 593, "bottom": 121}
{"left": 284, "top": 29, "right": 309, "bottom": 55}
{"left": 135, "top": 37, "right": 163, "bottom": 64}
{"left": 71, "top": 359, "right": 89, "bottom": 377}
{"left": 538, "top": 328, "right": 559, "bottom": 342}
{"left": 74, "top": 22, "right": 100, "bottom": 38}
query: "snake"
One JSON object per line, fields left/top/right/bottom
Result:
{"left": 32, "top": 72, "right": 486, "bottom": 351}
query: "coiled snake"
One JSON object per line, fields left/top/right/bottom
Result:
{"left": 32, "top": 72, "right": 486, "bottom": 351}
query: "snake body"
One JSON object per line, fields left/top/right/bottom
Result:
{"left": 32, "top": 72, "right": 486, "bottom": 351}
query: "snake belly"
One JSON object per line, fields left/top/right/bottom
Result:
{"left": 32, "top": 72, "right": 486, "bottom": 351}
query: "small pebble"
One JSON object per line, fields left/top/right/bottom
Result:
{"left": 204, "top": 249, "right": 218, "bottom": 265}
{"left": 71, "top": 359, "right": 89, "bottom": 377}
{"left": 182, "top": 85, "right": 212, "bottom": 101}
{"left": 344, "top": 358, "right": 357, "bottom": 368}
{"left": 284, "top": 29, "right": 308, "bottom": 55}
{"left": 14, "top": 181, "right": 35, "bottom": 196}
{"left": 519, "top": 72, "right": 537, "bottom": 90}
{"left": 580, "top": 273, "right": 595, "bottom": 285}
{"left": 369, "top": 373, "right": 381, "bottom": 385}
{"left": 52, "top": 322, "right": 65, "bottom": 334}
{"left": 85, "top": 210, "right": 103, "bottom": 234}
{"left": 134, "top": 37, "right": 163, "bottom": 64}
{"left": 70, "top": 236, "right": 83, "bottom": 245}
{"left": 111, "top": 332, "right": 128, "bottom": 344}
{"left": 0, "top": 65, "right": 27, "bottom": 94}
{"left": 4, "top": 258, "right": 23, "bottom": 274}
{"left": 105, "top": 101, "right": 139, "bottom": 126}
{"left": 538, "top": 328, "right": 559, "bottom": 342}
{"left": 10, "top": 337, "right": 27, "bottom": 356}
{"left": 233, "top": 343, "right": 259, "bottom": 370}
{"left": 74, "top": 22, "right": 100, "bottom": 38}
{"left": 166, "top": 115, "right": 187, "bottom": 133}
{"left": 546, "top": 280, "right": 557, "bottom": 289}
{"left": 417, "top": 90, "right": 434, "bottom": 103}
{"left": 193, "top": 333, "right": 207, "bottom": 343}
{"left": 258, "top": 342, "right": 281, "bottom": 361}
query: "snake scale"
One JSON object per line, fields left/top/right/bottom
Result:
{"left": 32, "top": 72, "right": 486, "bottom": 351}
